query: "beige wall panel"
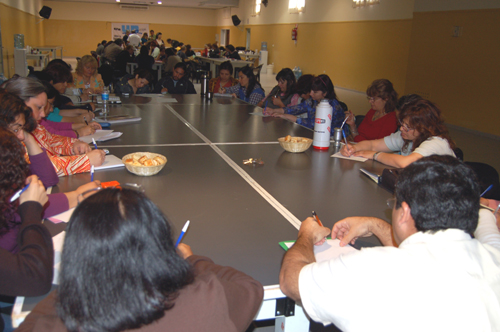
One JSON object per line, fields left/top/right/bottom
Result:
{"left": 1, "top": 3, "right": 45, "bottom": 78}
{"left": 405, "top": 10, "right": 500, "bottom": 136}
{"left": 225, "top": 20, "right": 411, "bottom": 94}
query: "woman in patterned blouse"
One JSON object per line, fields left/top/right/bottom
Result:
{"left": 2, "top": 76, "right": 106, "bottom": 176}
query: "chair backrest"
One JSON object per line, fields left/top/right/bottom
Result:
{"left": 253, "top": 64, "right": 264, "bottom": 81}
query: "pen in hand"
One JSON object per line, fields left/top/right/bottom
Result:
{"left": 480, "top": 184, "right": 493, "bottom": 197}
{"left": 311, "top": 211, "right": 324, "bottom": 227}
{"left": 92, "top": 138, "right": 98, "bottom": 150}
{"left": 84, "top": 116, "right": 89, "bottom": 126}
{"left": 10, "top": 184, "right": 30, "bottom": 203}
{"left": 175, "top": 220, "right": 190, "bottom": 247}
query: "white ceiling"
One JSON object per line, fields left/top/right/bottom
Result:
{"left": 48, "top": 0, "right": 239, "bottom": 9}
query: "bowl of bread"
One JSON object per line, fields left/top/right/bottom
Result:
{"left": 122, "top": 152, "right": 167, "bottom": 176}
{"left": 278, "top": 135, "right": 313, "bottom": 153}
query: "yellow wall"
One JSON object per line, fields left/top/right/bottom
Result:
{"left": 43, "top": 20, "right": 217, "bottom": 58}
{"left": 405, "top": 9, "right": 500, "bottom": 136}
{"left": 0, "top": 3, "right": 45, "bottom": 77}
{"left": 220, "top": 20, "right": 413, "bottom": 94}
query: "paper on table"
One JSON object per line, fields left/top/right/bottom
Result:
{"left": 48, "top": 207, "right": 75, "bottom": 224}
{"left": 331, "top": 151, "right": 368, "bottom": 162}
{"left": 52, "top": 231, "right": 66, "bottom": 284}
{"left": 94, "top": 155, "right": 125, "bottom": 170}
{"left": 279, "top": 239, "right": 357, "bottom": 263}
{"left": 137, "top": 94, "right": 178, "bottom": 103}
{"left": 213, "top": 93, "right": 233, "bottom": 98}
{"left": 79, "top": 130, "right": 114, "bottom": 144}
{"left": 97, "top": 132, "right": 123, "bottom": 142}
{"left": 249, "top": 111, "right": 271, "bottom": 117}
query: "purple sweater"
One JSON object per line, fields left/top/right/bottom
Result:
{"left": 0, "top": 193, "right": 69, "bottom": 253}
{"left": 29, "top": 149, "right": 60, "bottom": 188}
{"left": 39, "top": 119, "right": 77, "bottom": 138}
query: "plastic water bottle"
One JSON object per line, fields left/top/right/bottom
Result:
{"left": 313, "top": 100, "right": 333, "bottom": 150}
{"left": 296, "top": 67, "right": 302, "bottom": 79}
{"left": 101, "top": 86, "right": 110, "bottom": 115}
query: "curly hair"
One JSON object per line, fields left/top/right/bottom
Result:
{"left": 0, "top": 88, "right": 37, "bottom": 133}
{"left": 0, "top": 128, "right": 30, "bottom": 235}
{"left": 399, "top": 99, "right": 456, "bottom": 152}
{"left": 366, "top": 79, "right": 398, "bottom": 113}
{"left": 75, "top": 55, "right": 98, "bottom": 77}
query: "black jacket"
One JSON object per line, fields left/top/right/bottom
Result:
{"left": 154, "top": 76, "right": 196, "bottom": 94}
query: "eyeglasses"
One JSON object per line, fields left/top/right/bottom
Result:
{"left": 77, "top": 183, "right": 145, "bottom": 204}
{"left": 398, "top": 119, "right": 414, "bottom": 132}
{"left": 366, "top": 96, "right": 378, "bottom": 102}
{"left": 387, "top": 198, "right": 397, "bottom": 210}
{"left": 9, "top": 124, "right": 25, "bottom": 134}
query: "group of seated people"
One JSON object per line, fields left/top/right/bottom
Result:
{"left": 1, "top": 52, "right": 499, "bottom": 331}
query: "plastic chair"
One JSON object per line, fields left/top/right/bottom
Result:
{"left": 252, "top": 64, "right": 263, "bottom": 82}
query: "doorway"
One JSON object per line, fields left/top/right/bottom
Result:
{"left": 220, "top": 29, "right": 230, "bottom": 46}
{"left": 246, "top": 28, "right": 251, "bottom": 51}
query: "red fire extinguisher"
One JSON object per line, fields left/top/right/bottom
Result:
{"left": 291, "top": 25, "right": 298, "bottom": 41}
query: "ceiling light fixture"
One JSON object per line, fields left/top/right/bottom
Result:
{"left": 157, "top": 1, "right": 162, "bottom": 4}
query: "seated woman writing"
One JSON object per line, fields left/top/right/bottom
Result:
{"left": 258, "top": 68, "right": 297, "bottom": 109}
{"left": 0, "top": 127, "right": 99, "bottom": 256}
{"left": 17, "top": 188, "right": 264, "bottom": 332}
{"left": 208, "top": 60, "right": 238, "bottom": 93}
{"left": 341, "top": 95, "right": 456, "bottom": 168}
{"left": 70, "top": 55, "right": 104, "bottom": 97}
{"left": 265, "top": 74, "right": 347, "bottom": 135}
{"left": 114, "top": 68, "right": 154, "bottom": 95}
{"left": 345, "top": 79, "right": 399, "bottom": 142}
{"left": 40, "top": 82, "right": 101, "bottom": 139}
{"left": 220, "top": 65, "right": 265, "bottom": 106}
{"left": 2, "top": 76, "right": 106, "bottom": 176}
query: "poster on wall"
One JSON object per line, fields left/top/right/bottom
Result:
{"left": 111, "top": 23, "right": 149, "bottom": 40}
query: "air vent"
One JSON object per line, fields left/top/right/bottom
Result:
{"left": 120, "top": 4, "right": 149, "bottom": 10}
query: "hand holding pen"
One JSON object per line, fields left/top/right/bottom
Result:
{"left": 16, "top": 175, "right": 48, "bottom": 206}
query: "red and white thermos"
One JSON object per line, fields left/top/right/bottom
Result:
{"left": 313, "top": 100, "right": 333, "bottom": 150}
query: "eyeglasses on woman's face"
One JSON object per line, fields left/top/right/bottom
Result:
{"left": 398, "top": 118, "right": 414, "bottom": 132}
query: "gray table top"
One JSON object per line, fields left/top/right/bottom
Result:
{"left": 59, "top": 95, "right": 393, "bottom": 286}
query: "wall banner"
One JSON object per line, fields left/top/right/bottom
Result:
{"left": 111, "top": 23, "right": 149, "bottom": 40}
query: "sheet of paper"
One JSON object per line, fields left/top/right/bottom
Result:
{"left": 94, "top": 154, "right": 125, "bottom": 170}
{"left": 52, "top": 231, "right": 66, "bottom": 284}
{"left": 136, "top": 94, "right": 178, "bottom": 102}
{"left": 281, "top": 239, "right": 357, "bottom": 263}
{"left": 331, "top": 151, "right": 368, "bottom": 162}
{"left": 48, "top": 207, "right": 75, "bottom": 224}
{"left": 249, "top": 111, "right": 271, "bottom": 117}
{"left": 97, "top": 132, "right": 123, "bottom": 142}
{"left": 213, "top": 93, "right": 233, "bottom": 98}
{"left": 79, "top": 130, "right": 114, "bottom": 144}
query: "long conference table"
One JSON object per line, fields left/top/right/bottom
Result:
{"left": 16, "top": 94, "right": 393, "bottom": 331}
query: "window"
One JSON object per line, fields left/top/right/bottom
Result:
{"left": 289, "top": 0, "right": 305, "bottom": 13}
{"left": 353, "top": 0, "right": 380, "bottom": 8}
{"left": 254, "top": 0, "right": 261, "bottom": 15}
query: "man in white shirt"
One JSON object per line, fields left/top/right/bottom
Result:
{"left": 280, "top": 155, "right": 500, "bottom": 332}
{"left": 128, "top": 30, "right": 141, "bottom": 48}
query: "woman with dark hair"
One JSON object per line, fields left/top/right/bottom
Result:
{"left": 341, "top": 96, "right": 456, "bottom": 168}
{"left": 258, "top": 68, "right": 297, "bottom": 109}
{"left": 149, "top": 41, "right": 160, "bottom": 58}
{"left": 2, "top": 76, "right": 106, "bottom": 176}
{"left": 17, "top": 188, "right": 264, "bottom": 332}
{"left": 345, "top": 79, "right": 399, "bottom": 142}
{"left": 114, "top": 68, "right": 154, "bottom": 95}
{"left": 0, "top": 126, "right": 99, "bottom": 255}
{"left": 39, "top": 82, "right": 101, "bottom": 138}
{"left": 155, "top": 32, "right": 164, "bottom": 47}
{"left": 208, "top": 60, "right": 238, "bottom": 93}
{"left": 135, "top": 45, "right": 155, "bottom": 70}
{"left": 221, "top": 65, "right": 265, "bottom": 105}
{"left": 185, "top": 44, "right": 195, "bottom": 57}
{"left": 0, "top": 89, "right": 58, "bottom": 188}
{"left": 141, "top": 32, "right": 148, "bottom": 45}
{"left": 266, "top": 74, "right": 346, "bottom": 135}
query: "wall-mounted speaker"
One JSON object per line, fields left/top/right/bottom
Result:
{"left": 39, "top": 6, "right": 52, "bottom": 19}
{"left": 232, "top": 15, "right": 241, "bottom": 27}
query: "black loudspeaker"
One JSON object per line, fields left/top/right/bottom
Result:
{"left": 39, "top": 6, "right": 52, "bottom": 19}
{"left": 232, "top": 15, "right": 241, "bottom": 27}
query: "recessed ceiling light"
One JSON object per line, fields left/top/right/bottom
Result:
{"left": 116, "top": 0, "right": 120, "bottom": 2}
{"left": 158, "top": 1, "right": 162, "bottom": 3}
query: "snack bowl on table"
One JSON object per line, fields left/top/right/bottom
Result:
{"left": 122, "top": 152, "right": 167, "bottom": 176}
{"left": 278, "top": 136, "right": 313, "bottom": 153}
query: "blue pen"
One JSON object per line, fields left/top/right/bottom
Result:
{"left": 10, "top": 184, "right": 30, "bottom": 202}
{"left": 341, "top": 130, "right": 349, "bottom": 149}
{"left": 90, "top": 165, "right": 95, "bottom": 182}
{"left": 481, "top": 184, "right": 493, "bottom": 197}
{"left": 175, "top": 220, "right": 190, "bottom": 247}
{"left": 263, "top": 100, "right": 268, "bottom": 115}
{"left": 92, "top": 138, "right": 98, "bottom": 150}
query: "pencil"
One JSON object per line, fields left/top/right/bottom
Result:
{"left": 311, "top": 211, "right": 324, "bottom": 227}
